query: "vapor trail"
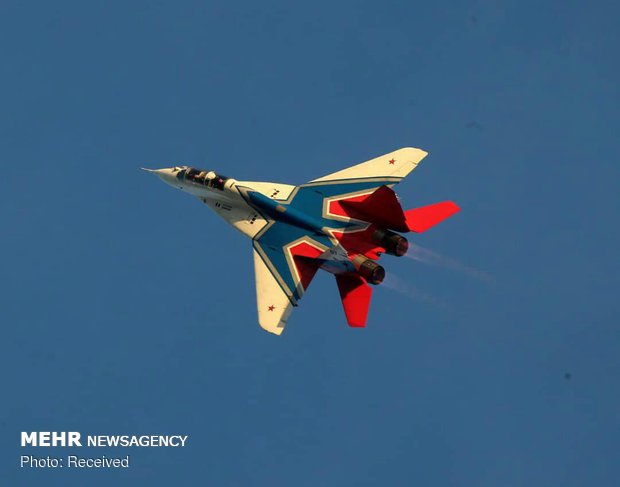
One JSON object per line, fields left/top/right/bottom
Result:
{"left": 405, "top": 242, "right": 495, "bottom": 284}
{"left": 382, "top": 273, "right": 449, "bottom": 310}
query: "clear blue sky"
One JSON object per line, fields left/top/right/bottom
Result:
{"left": 2, "top": 1, "right": 619, "bottom": 485}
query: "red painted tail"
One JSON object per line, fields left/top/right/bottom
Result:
{"left": 335, "top": 274, "right": 372, "bottom": 327}
{"left": 338, "top": 185, "right": 409, "bottom": 232}
{"left": 337, "top": 185, "right": 459, "bottom": 234}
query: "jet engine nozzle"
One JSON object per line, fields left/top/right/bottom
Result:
{"left": 351, "top": 255, "right": 385, "bottom": 285}
{"left": 372, "top": 229, "right": 409, "bottom": 257}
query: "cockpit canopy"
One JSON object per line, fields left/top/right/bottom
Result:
{"left": 172, "top": 166, "right": 228, "bottom": 191}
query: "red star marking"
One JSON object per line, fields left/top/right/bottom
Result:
{"left": 388, "top": 158, "right": 395, "bottom": 164}
{"left": 268, "top": 305, "right": 275, "bottom": 311}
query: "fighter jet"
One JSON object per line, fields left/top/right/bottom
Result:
{"left": 145, "top": 148, "right": 459, "bottom": 335}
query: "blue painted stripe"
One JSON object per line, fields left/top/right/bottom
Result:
{"left": 254, "top": 179, "right": 391, "bottom": 302}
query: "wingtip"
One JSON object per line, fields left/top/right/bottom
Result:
{"left": 260, "top": 321, "right": 286, "bottom": 336}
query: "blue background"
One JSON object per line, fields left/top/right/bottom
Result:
{"left": 2, "top": 1, "right": 619, "bottom": 485}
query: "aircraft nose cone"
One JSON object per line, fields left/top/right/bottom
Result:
{"left": 142, "top": 167, "right": 179, "bottom": 187}
{"left": 141, "top": 167, "right": 172, "bottom": 175}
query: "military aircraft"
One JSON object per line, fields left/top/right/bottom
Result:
{"left": 145, "top": 148, "right": 459, "bottom": 335}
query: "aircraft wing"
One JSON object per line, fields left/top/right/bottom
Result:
{"left": 310, "top": 147, "right": 427, "bottom": 185}
{"left": 253, "top": 248, "right": 295, "bottom": 335}
{"left": 251, "top": 224, "right": 328, "bottom": 335}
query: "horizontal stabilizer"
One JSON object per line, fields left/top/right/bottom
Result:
{"left": 339, "top": 185, "right": 409, "bottom": 232}
{"left": 405, "top": 201, "right": 460, "bottom": 233}
{"left": 335, "top": 274, "right": 372, "bottom": 327}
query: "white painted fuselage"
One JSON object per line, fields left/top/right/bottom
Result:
{"left": 146, "top": 166, "right": 294, "bottom": 240}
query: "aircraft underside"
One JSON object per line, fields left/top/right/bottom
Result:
{"left": 146, "top": 147, "right": 459, "bottom": 335}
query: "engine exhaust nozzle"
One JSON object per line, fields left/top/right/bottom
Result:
{"left": 372, "top": 229, "right": 409, "bottom": 257}
{"left": 351, "top": 255, "right": 385, "bottom": 285}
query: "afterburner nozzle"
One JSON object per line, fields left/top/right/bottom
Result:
{"left": 372, "top": 229, "right": 409, "bottom": 257}
{"left": 351, "top": 255, "right": 385, "bottom": 285}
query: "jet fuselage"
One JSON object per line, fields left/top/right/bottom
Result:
{"left": 144, "top": 147, "right": 460, "bottom": 334}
